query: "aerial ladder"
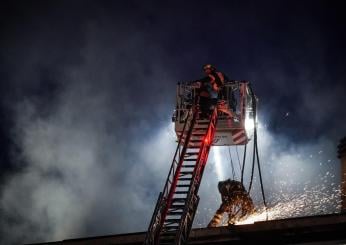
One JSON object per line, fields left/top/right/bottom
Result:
{"left": 144, "top": 81, "right": 257, "bottom": 245}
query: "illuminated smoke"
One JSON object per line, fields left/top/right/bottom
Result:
{"left": 193, "top": 123, "right": 341, "bottom": 228}
{"left": 212, "top": 147, "right": 224, "bottom": 181}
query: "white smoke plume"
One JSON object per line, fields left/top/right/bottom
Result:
{"left": 1, "top": 2, "right": 346, "bottom": 245}
{"left": 1, "top": 78, "right": 342, "bottom": 244}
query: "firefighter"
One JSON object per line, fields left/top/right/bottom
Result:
{"left": 201, "top": 64, "right": 236, "bottom": 118}
{"left": 202, "top": 64, "right": 228, "bottom": 99}
{"left": 208, "top": 179, "right": 254, "bottom": 227}
{"left": 196, "top": 78, "right": 212, "bottom": 119}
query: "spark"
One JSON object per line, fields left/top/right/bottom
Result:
{"left": 235, "top": 182, "right": 342, "bottom": 225}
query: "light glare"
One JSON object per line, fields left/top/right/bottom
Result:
{"left": 213, "top": 147, "right": 224, "bottom": 181}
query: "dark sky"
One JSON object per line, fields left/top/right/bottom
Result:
{"left": 0, "top": 1, "right": 346, "bottom": 244}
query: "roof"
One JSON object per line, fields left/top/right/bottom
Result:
{"left": 29, "top": 212, "right": 346, "bottom": 245}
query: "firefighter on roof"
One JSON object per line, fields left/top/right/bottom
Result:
{"left": 208, "top": 179, "right": 255, "bottom": 227}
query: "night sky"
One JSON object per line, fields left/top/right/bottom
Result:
{"left": 1, "top": 1, "right": 346, "bottom": 244}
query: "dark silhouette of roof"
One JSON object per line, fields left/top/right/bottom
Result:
{"left": 30, "top": 212, "right": 346, "bottom": 245}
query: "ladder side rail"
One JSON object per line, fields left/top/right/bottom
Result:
{"left": 144, "top": 192, "right": 163, "bottom": 244}
{"left": 144, "top": 109, "right": 193, "bottom": 245}
{"left": 174, "top": 108, "right": 218, "bottom": 244}
{"left": 162, "top": 109, "right": 193, "bottom": 197}
{"left": 194, "top": 108, "right": 218, "bottom": 191}
{"left": 158, "top": 109, "right": 198, "bottom": 231}
{"left": 176, "top": 108, "right": 218, "bottom": 244}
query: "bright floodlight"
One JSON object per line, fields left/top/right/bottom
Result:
{"left": 245, "top": 117, "right": 255, "bottom": 133}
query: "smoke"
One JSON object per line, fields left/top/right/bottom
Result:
{"left": 0, "top": 9, "right": 179, "bottom": 243}
{"left": 0, "top": 63, "right": 178, "bottom": 244}
{"left": 193, "top": 121, "right": 342, "bottom": 228}
{"left": 1, "top": 1, "right": 346, "bottom": 244}
{"left": 1, "top": 84, "right": 342, "bottom": 244}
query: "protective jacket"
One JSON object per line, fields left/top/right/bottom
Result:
{"left": 208, "top": 179, "right": 254, "bottom": 227}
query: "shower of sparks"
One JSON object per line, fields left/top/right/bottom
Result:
{"left": 235, "top": 183, "right": 343, "bottom": 225}
{"left": 195, "top": 170, "right": 343, "bottom": 228}
{"left": 193, "top": 127, "right": 341, "bottom": 229}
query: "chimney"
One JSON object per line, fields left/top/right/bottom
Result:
{"left": 338, "top": 137, "right": 346, "bottom": 213}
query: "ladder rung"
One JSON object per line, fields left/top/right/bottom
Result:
{"left": 172, "top": 198, "right": 186, "bottom": 202}
{"left": 183, "top": 158, "right": 197, "bottom": 161}
{"left": 162, "top": 225, "right": 179, "bottom": 232}
{"left": 180, "top": 171, "right": 193, "bottom": 175}
{"left": 161, "top": 233, "right": 177, "bottom": 238}
{"left": 182, "top": 165, "right": 195, "bottom": 168}
{"left": 160, "top": 240, "right": 176, "bottom": 244}
{"left": 177, "top": 184, "right": 190, "bottom": 187}
{"left": 161, "top": 231, "right": 177, "bottom": 236}
{"left": 160, "top": 239, "right": 175, "bottom": 243}
{"left": 195, "top": 124, "right": 208, "bottom": 127}
{"left": 190, "top": 139, "right": 202, "bottom": 142}
{"left": 165, "top": 218, "right": 181, "bottom": 223}
{"left": 185, "top": 141, "right": 201, "bottom": 145}
{"left": 184, "top": 152, "right": 199, "bottom": 158}
{"left": 185, "top": 152, "right": 199, "bottom": 156}
{"left": 163, "top": 223, "right": 179, "bottom": 227}
{"left": 170, "top": 202, "right": 185, "bottom": 207}
{"left": 160, "top": 240, "right": 175, "bottom": 244}
{"left": 194, "top": 128, "right": 208, "bottom": 132}
{"left": 160, "top": 236, "right": 175, "bottom": 240}
{"left": 191, "top": 133, "right": 204, "bottom": 136}
{"left": 192, "top": 131, "right": 206, "bottom": 135}
{"left": 174, "top": 191, "right": 188, "bottom": 194}
{"left": 168, "top": 211, "right": 183, "bottom": 215}
{"left": 196, "top": 120, "right": 210, "bottom": 124}
{"left": 178, "top": 177, "right": 192, "bottom": 181}
{"left": 169, "top": 207, "right": 185, "bottom": 211}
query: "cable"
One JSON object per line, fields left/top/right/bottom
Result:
{"left": 228, "top": 146, "right": 236, "bottom": 180}
{"left": 255, "top": 131, "right": 268, "bottom": 220}
{"left": 240, "top": 144, "right": 247, "bottom": 184}
{"left": 248, "top": 135, "right": 256, "bottom": 194}
{"left": 248, "top": 83, "right": 268, "bottom": 220}
{"left": 235, "top": 146, "right": 242, "bottom": 173}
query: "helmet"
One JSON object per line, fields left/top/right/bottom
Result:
{"left": 203, "top": 64, "right": 216, "bottom": 72}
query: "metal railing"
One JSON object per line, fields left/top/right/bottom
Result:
{"left": 174, "top": 81, "right": 253, "bottom": 129}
